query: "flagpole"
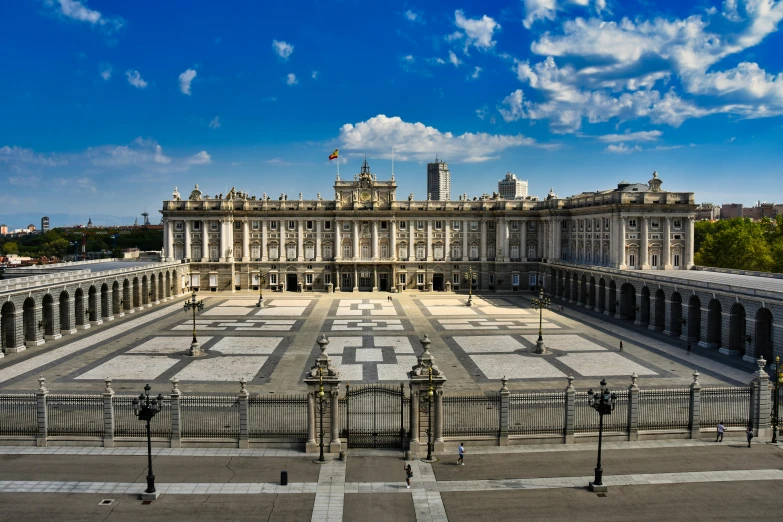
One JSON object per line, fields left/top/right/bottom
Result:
{"left": 391, "top": 146, "right": 394, "bottom": 180}
{"left": 337, "top": 154, "right": 340, "bottom": 180}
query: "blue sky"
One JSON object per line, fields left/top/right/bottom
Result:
{"left": 2, "top": 0, "right": 783, "bottom": 228}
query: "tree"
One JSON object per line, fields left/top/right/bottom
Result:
{"left": 694, "top": 218, "right": 774, "bottom": 272}
{"left": 1, "top": 241, "right": 19, "bottom": 256}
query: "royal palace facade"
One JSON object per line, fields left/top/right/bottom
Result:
{"left": 160, "top": 161, "right": 696, "bottom": 294}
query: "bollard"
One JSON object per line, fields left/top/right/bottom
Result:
{"left": 280, "top": 471, "right": 288, "bottom": 486}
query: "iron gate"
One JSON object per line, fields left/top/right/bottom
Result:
{"left": 344, "top": 383, "right": 406, "bottom": 448}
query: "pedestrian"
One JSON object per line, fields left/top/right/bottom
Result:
{"left": 687, "top": 343, "right": 691, "bottom": 354}
{"left": 456, "top": 442, "right": 465, "bottom": 465}
{"left": 716, "top": 421, "right": 725, "bottom": 442}
{"left": 746, "top": 426, "right": 754, "bottom": 448}
{"left": 404, "top": 463, "right": 413, "bottom": 488}
{"left": 559, "top": 305, "right": 563, "bottom": 312}
{"left": 619, "top": 341, "right": 623, "bottom": 352}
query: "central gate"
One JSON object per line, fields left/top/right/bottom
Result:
{"left": 343, "top": 383, "right": 407, "bottom": 448}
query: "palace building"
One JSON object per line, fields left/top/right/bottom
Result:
{"left": 160, "top": 161, "right": 696, "bottom": 293}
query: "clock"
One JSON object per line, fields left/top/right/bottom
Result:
{"left": 360, "top": 190, "right": 371, "bottom": 202}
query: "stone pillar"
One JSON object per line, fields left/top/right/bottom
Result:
{"left": 316, "top": 220, "right": 323, "bottom": 262}
{"left": 201, "top": 220, "right": 209, "bottom": 262}
{"left": 184, "top": 220, "right": 192, "bottom": 261}
{"left": 751, "top": 357, "right": 771, "bottom": 438}
{"left": 242, "top": 219, "right": 250, "bottom": 262}
{"left": 36, "top": 376, "right": 48, "bottom": 447}
{"left": 218, "top": 219, "right": 226, "bottom": 262}
{"left": 103, "top": 378, "right": 115, "bottom": 448}
{"left": 426, "top": 220, "right": 433, "bottom": 261}
{"left": 640, "top": 217, "right": 650, "bottom": 269}
{"left": 663, "top": 217, "right": 672, "bottom": 269}
{"left": 226, "top": 216, "right": 235, "bottom": 262}
{"left": 698, "top": 307, "right": 711, "bottom": 349}
{"left": 444, "top": 220, "right": 450, "bottom": 262}
{"left": 304, "top": 335, "right": 342, "bottom": 454}
{"left": 390, "top": 219, "right": 397, "bottom": 260}
{"left": 480, "top": 219, "right": 487, "bottom": 262}
{"left": 408, "top": 334, "right": 447, "bottom": 457}
{"left": 686, "top": 217, "right": 695, "bottom": 269}
{"left": 564, "top": 375, "right": 575, "bottom": 444}
{"left": 627, "top": 373, "right": 639, "bottom": 441}
{"left": 65, "top": 297, "right": 77, "bottom": 333}
{"left": 334, "top": 220, "right": 342, "bottom": 261}
{"left": 170, "top": 378, "right": 182, "bottom": 448}
{"left": 26, "top": 306, "right": 45, "bottom": 347}
{"left": 372, "top": 220, "right": 378, "bottom": 260}
{"left": 689, "top": 371, "right": 701, "bottom": 439}
{"left": 353, "top": 265, "right": 358, "bottom": 292}
{"left": 520, "top": 219, "right": 527, "bottom": 262}
{"left": 618, "top": 217, "right": 627, "bottom": 269}
{"left": 409, "top": 387, "right": 420, "bottom": 447}
{"left": 46, "top": 300, "right": 62, "bottom": 340}
{"left": 503, "top": 221, "right": 510, "bottom": 262}
{"left": 238, "top": 378, "right": 249, "bottom": 448}
{"left": 297, "top": 220, "right": 304, "bottom": 262}
{"left": 495, "top": 218, "right": 503, "bottom": 260}
{"left": 261, "top": 220, "right": 268, "bottom": 262}
{"left": 462, "top": 219, "right": 469, "bottom": 261}
{"left": 499, "top": 377, "right": 509, "bottom": 446}
{"left": 353, "top": 220, "right": 360, "bottom": 260}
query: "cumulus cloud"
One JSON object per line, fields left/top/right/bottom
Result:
{"left": 209, "top": 116, "right": 221, "bottom": 129}
{"left": 454, "top": 10, "right": 501, "bottom": 50}
{"left": 404, "top": 9, "right": 422, "bottom": 22}
{"left": 338, "top": 114, "right": 543, "bottom": 163}
{"left": 597, "top": 130, "right": 663, "bottom": 142}
{"left": 125, "top": 69, "right": 147, "bottom": 89}
{"left": 470, "top": 66, "right": 482, "bottom": 79}
{"left": 523, "top": 0, "right": 557, "bottom": 28}
{"left": 188, "top": 151, "right": 212, "bottom": 165}
{"left": 272, "top": 40, "right": 294, "bottom": 60}
{"left": 286, "top": 73, "right": 298, "bottom": 85}
{"left": 99, "top": 63, "right": 111, "bottom": 80}
{"left": 51, "top": 0, "right": 125, "bottom": 34}
{"left": 178, "top": 68, "right": 197, "bottom": 95}
{"left": 448, "top": 51, "right": 461, "bottom": 67}
{"left": 0, "top": 145, "right": 61, "bottom": 167}
{"left": 605, "top": 143, "right": 642, "bottom": 153}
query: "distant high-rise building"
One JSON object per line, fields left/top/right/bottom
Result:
{"left": 0, "top": 224, "right": 7, "bottom": 235}
{"left": 498, "top": 172, "right": 528, "bottom": 199}
{"left": 426, "top": 159, "right": 450, "bottom": 201}
{"left": 720, "top": 203, "right": 743, "bottom": 219}
{"left": 41, "top": 216, "right": 50, "bottom": 232}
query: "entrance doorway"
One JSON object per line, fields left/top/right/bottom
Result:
{"left": 432, "top": 274, "right": 444, "bottom": 292}
{"left": 379, "top": 274, "right": 388, "bottom": 292}
{"left": 286, "top": 274, "right": 298, "bottom": 292}
{"left": 344, "top": 384, "right": 406, "bottom": 448}
{"left": 341, "top": 273, "right": 352, "bottom": 291}
{"left": 358, "top": 271, "right": 372, "bottom": 291}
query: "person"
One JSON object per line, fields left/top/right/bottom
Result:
{"left": 716, "top": 421, "right": 725, "bottom": 442}
{"left": 404, "top": 463, "right": 413, "bottom": 488}
{"left": 746, "top": 426, "right": 754, "bottom": 448}
{"left": 619, "top": 341, "right": 624, "bottom": 352}
{"left": 457, "top": 443, "right": 465, "bottom": 465}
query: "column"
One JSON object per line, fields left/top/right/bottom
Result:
{"left": 372, "top": 265, "right": 378, "bottom": 291}
{"left": 371, "top": 220, "right": 378, "bottom": 260}
{"left": 334, "top": 220, "right": 342, "bottom": 260}
{"left": 36, "top": 377, "right": 48, "bottom": 447}
{"left": 686, "top": 217, "right": 695, "bottom": 268}
{"left": 611, "top": 215, "right": 620, "bottom": 267}
{"left": 242, "top": 219, "right": 250, "bottom": 262}
{"left": 426, "top": 220, "right": 433, "bottom": 261}
{"left": 261, "top": 219, "right": 268, "bottom": 262}
{"left": 390, "top": 220, "right": 397, "bottom": 260}
{"left": 495, "top": 218, "right": 502, "bottom": 260}
{"left": 202, "top": 219, "right": 209, "bottom": 262}
{"left": 166, "top": 220, "right": 174, "bottom": 261}
{"left": 46, "top": 300, "right": 62, "bottom": 340}
{"left": 353, "top": 220, "right": 359, "bottom": 260}
{"left": 330, "top": 388, "right": 341, "bottom": 453}
{"left": 297, "top": 220, "right": 304, "bottom": 262}
{"left": 480, "top": 219, "right": 487, "bottom": 262}
{"left": 462, "top": 219, "right": 469, "bottom": 261}
{"left": 640, "top": 216, "right": 650, "bottom": 269}
{"left": 184, "top": 220, "right": 191, "bottom": 261}
{"left": 227, "top": 217, "right": 235, "bottom": 262}
{"left": 503, "top": 220, "right": 510, "bottom": 262}
{"left": 520, "top": 219, "right": 527, "bottom": 262}
{"left": 444, "top": 220, "right": 450, "bottom": 261}
{"left": 663, "top": 217, "right": 672, "bottom": 269}
{"left": 219, "top": 218, "right": 227, "bottom": 262}
{"left": 26, "top": 306, "right": 45, "bottom": 347}
{"left": 316, "top": 220, "right": 323, "bottom": 262}
{"left": 353, "top": 265, "right": 358, "bottom": 292}
{"left": 618, "top": 217, "right": 627, "bottom": 269}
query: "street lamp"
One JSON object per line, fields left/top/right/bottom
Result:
{"left": 587, "top": 379, "right": 617, "bottom": 492}
{"left": 315, "top": 367, "right": 329, "bottom": 462}
{"left": 256, "top": 271, "right": 267, "bottom": 307}
{"left": 464, "top": 266, "right": 475, "bottom": 306}
{"left": 183, "top": 289, "right": 204, "bottom": 356}
{"left": 531, "top": 287, "right": 550, "bottom": 354}
{"left": 419, "top": 367, "right": 435, "bottom": 461}
{"left": 772, "top": 356, "right": 782, "bottom": 443}
{"left": 132, "top": 384, "right": 164, "bottom": 498}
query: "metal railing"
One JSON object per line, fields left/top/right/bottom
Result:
{"left": 700, "top": 387, "right": 751, "bottom": 428}
{"left": 180, "top": 396, "right": 240, "bottom": 438}
{"left": 114, "top": 395, "right": 172, "bottom": 437}
{"left": 0, "top": 393, "right": 37, "bottom": 436}
{"left": 509, "top": 392, "right": 566, "bottom": 435}
{"left": 443, "top": 395, "right": 500, "bottom": 437}
{"left": 638, "top": 389, "right": 690, "bottom": 430}
{"left": 574, "top": 390, "right": 629, "bottom": 433}
{"left": 248, "top": 395, "right": 308, "bottom": 439}
{"left": 47, "top": 394, "right": 104, "bottom": 436}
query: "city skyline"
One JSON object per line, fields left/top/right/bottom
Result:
{"left": 3, "top": 1, "right": 783, "bottom": 229}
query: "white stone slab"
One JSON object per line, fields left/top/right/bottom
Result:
{"left": 453, "top": 335, "right": 525, "bottom": 353}
{"left": 377, "top": 357, "right": 417, "bottom": 381}
{"left": 253, "top": 307, "right": 306, "bottom": 316}
{"left": 335, "top": 309, "right": 363, "bottom": 316}
{"left": 558, "top": 353, "right": 658, "bottom": 376}
{"left": 425, "top": 306, "right": 477, "bottom": 316}
{"left": 210, "top": 337, "right": 283, "bottom": 355}
{"left": 471, "top": 354, "right": 566, "bottom": 379}
{"left": 172, "top": 325, "right": 226, "bottom": 331}
{"left": 323, "top": 337, "right": 363, "bottom": 354}
{"left": 374, "top": 336, "right": 415, "bottom": 353}
{"left": 479, "top": 307, "right": 530, "bottom": 316}
{"left": 265, "top": 299, "right": 312, "bottom": 307}
{"left": 370, "top": 309, "right": 398, "bottom": 316}
{"left": 355, "top": 349, "right": 384, "bottom": 362}
{"left": 175, "top": 356, "right": 268, "bottom": 381}
{"left": 338, "top": 299, "right": 363, "bottom": 305}
{"left": 331, "top": 326, "right": 362, "bottom": 331}
{"left": 202, "top": 307, "right": 254, "bottom": 316}
{"left": 523, "top": 335, "right": 606, "bottom": 352}
{"left": 331, "top": 357, "right": 363, "bottom": 380}
{"left": 356, "top": 304, "right": 375, "bottom": 310}
{"left": 420, "top": 298, "right": 464, "bottom": 306}
{"left": 128, "top": 337, "right": 213, "bottom": 354}
{"left": 220, "top": 300, "right": 257, "bottom": 307}
{"left": 77, "top": 356, "right": 178, "bottom": 381}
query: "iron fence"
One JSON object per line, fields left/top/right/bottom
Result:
{"left": 0, "top": 394, "right": 37, "bottom": 436}
{"left": 574, "top": 390, "right": 629, "bottom": 433}
{"left": 46, "top": 394, "right": 104, "bottom": 436}
{"left": 637, "top": 389, "right": 691, "bottom": 430}
{"left": 248, "top": 395, "right": 308, "bottom": 439}
{"left": 180, "top": 395, "right": 240, "bottom": 438}
{"left": 443, "top": 394, "right": 500, "bottom": 437}
{"left": 700, "top": 387, "right": 751, "bottom": 428}
{"left": 114, "top": 395, "right": 172, "bottom": 438}
{"left": 508, "top": 392, "right": 566, "bottom": 435}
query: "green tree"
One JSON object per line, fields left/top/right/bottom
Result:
{"left": 694, "top": 218, "right": 774, "bottom": 271}
{"left": 1, "top": 241, "right": 19, "bottom": 255}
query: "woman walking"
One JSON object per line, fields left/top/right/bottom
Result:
{"left": 404, "top": 463, "right": 413, "bottom": 489}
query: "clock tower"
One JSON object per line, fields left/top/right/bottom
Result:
{"left": 334, "top": 158, "right": 397, "bottom": 210}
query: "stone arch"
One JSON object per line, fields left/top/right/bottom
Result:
{"left": 588, "top": 276, "right": 596, "bottom": 309}
{"left": 598, "top": 278, "right": 606, "bottom": 313}
{"left": 42, "top": 294, "right": 55, "bottom": 337}
{"left": 729, "top": 303, "right": 746, "bottom": 355}
{"left": 23, "top": 297, "right": 37, "bottom": 343}
{"left": 579, "top": 274, "right": 587, "bottom": 306}
{"left": 88, "top": 285, "right": 98, "bottom": 322}
{"left": 112, "top": 281, "right": 120, "bottom": 314}
{"left": 640, "top": 286, "right": 651, "bottom": 327}
{"left": 75, "top": 288, "right": 85, "bottom": 327}
{"left": 132, "top": 277, "right": 140, "bottom": 308}
{"left": 1, "top": 301, "right": 17, "bottom": 350}
{"left": 669, "top": 292, "right": 683, "bottom": 337}
{"left": 101, "top": 283, "right": 110, "bottom": 318}
{"left": 687, "top": 294, "right": 701, "bottom": 341}
{"left": 654, "top": 289, "right": 665, "bottom": 331}
{"left": 608, "top": 280, "right": 617, "bottom": 315}
{"left": 755, "top": 308, "right": 774, "bottom": 362}
{"left": 59, "top": 291, "right": 71, "bottom": 331}
{"left": 620, "top": 283, "right": 636, "bottom": 320}
{"left": 142, "top": 275, "right": 149, "bottom": 306}
{"left": 705, "top": 298, "right": 722, "bottom": 348}
{"left": 122, "top": 279, "right": 131, "bottom": 311}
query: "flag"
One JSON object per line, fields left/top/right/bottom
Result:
{"left": 329, "top": 149, "right": 339, "bottom": 161}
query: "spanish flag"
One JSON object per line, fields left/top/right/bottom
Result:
{"left": 329, "top": 149, "right": 339, "bottom": 161}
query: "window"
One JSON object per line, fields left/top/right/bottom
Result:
{"left": 269, "top": 221, "right": 278, "bottom": 231}
{"left": 324, "top": 221, "right": 332, "bottom": 230}
{"left": 175, "top": 222, "right": 183, "bottom": 230}
{"left": 470, "top": 221, "right": 478, "bottom": 231}
{"left": 452, "top": 245, "right": 461, "bottom": 259}
{"left": 562, "top": 221, "right": 568, "bottom": 230}
{"left": 487, "top": 245, "right": 495, "bottom": 259}
{"left": 651, "top": 220, "right": 659, "bottom": 229}
{"left": 209, "top": 274, "right": 218, "bottom": 287}
{"left": 251, "top": 273, "right": 259, "bottom": 286}
{"left": 343, "top": 222, "right": 351, "bottom": 231}
{"left": 210, "top": 245, "right": 219, "bottom": 260}
{"left": 288, "top": 221, "right": 296, "bottom": 230}
{"left": 511, "top": 245, "right": 519, "bottom": 259}
{"left": 193, "top": 221, "right": 200, "bottom": 230}
{"left": 252, "top": 221, "right": 259, "bottom": 230}
{"left": 604, "top": 218, "right": 610, "bottom": 229}
{"left": 343, "top": 244, "right": 352, "bottom": 258}
{"left": 306, "top": 273, "right": 313, "bottom": 285}
{"left": 380, "top": 245, "right": 388, "bottom": 258}
{"left": 305, "top": 244, "right": 315, "bottom": 259}
{"left": 323, "top": 244, "right": 332, "bottom": 259}
{"left": 673, "top": 254, "right": 681, "bottom": 267}
{"left": 234, "top": 272, "right": 241, "bottom": 287}
{"left": 628, "top": 254, "right": 636, "bottom": 267}
{"left": 628, "top": 219, "right": 637, "bottom": 228}
{"left": 361, "top": 244, "right": 370, "bottom": 259}
{"left": 434, "top": 221, "right": 442, "bottom": 230}
{"left": 651, "top": 254, "right": 658, "bottom": 267}
{"left": 433, "top": 245, "right": 443, "bottom": 260}
{"left": 324, "top": 273, "right": 331, "bottom": 285}
{"left": 251, "top": 244, "right": 260, "bottom": 259}
{"left": 270, "top": 273, "right": 278, "bottom": 285}
{"left": 399, "top": 221, "right": 406, "bottom": 230}
{"left": 189, "top": 274, "right": 200, "bottom": 288}
{"left": 287, "top": 245, "right": 297, "bottom": 259}
{"left": 527, "top": 245, "right": 536, "bottom": 258}
{"left": 416, "top": 220, "right": 425, "bottom": 230}
{"left": 381, "top": 221, "right": 387, "bottom": 230}
{"left": 488, "top": 221, "right": 495, "bottom": 230}
{"left": 235, "top": 221, "right": 241, "bottom": 230}
{"left": 489, "top": 273, "right": 495, "bottom": 285}
{"left": 453, "top": 221, "right": 461, "bottom": 230}
{"left": 673, "top": 219, "right": 682, "bottom": 229}
{"left": 417, "top": 273, "right": 424, "bottom": 285}
{"left": 511, "top": 221, "right": 519, "bottom": 230}
{"left": 470, "top": 245, "right": 479, "bottom": 260}
{"left": 210, "top": 221, "right": 218, "bottom": 231}
{"left": 528, "top": 222, "right": 536, "bottom": 230}
{"left": 512, "top": 274, "right": 520, "bottom": 286}
{"left": 269, "top": 245, "right": 279, "bottom": 260}
{"left": 192, "top": 245, "right": 202, "bottom": 259}
{"left": 399, "top": 245, "right": 408, "bottom": 259}
{"left": 416, "top": 244, "right": 425, "bottom": 260}
{"left": 453, "top": 273, "right": 460, "bottom": 284}
{"left": 306, "top": 220, "right": 313, "bottom": 230}
{"left": 399, "top": 273, "right": 407, "bottom": 285}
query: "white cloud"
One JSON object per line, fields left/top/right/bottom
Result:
{"left": 402, "top": 55, "right": 415, "bottom": 62}
{"left": 597, "top": 130, "right": 663, "bottom": 142}
{"left": 178, "top": 68, "right": 197, "bottom": 95}
{"left": 0, "top": 146, "right": 60, "bottom": 166}
{"left": 125, "top": 69, "right": 147, "bottom": 89}
{"left": 189, "top": 151, "right": 212, "bottom": 165}
{"left": 209, "top": 116, "right": 221, "bottom": 129}
{"left": 53, "top": 0, "right": 125, "bottom": 34}
{"left": 87, "top": 138, "right": 171, "bottom": 167}
{"left": 605, "top": 143, "right": 641, "bottom": 153}
{"left": 338, "top": 114, "right": 543, "bottom": 163}
{"left": 404, "top": 9, "right": 422, "bottom": 22}
{"left": 523, "top": 0, "right": 557, "bottom": 28}
{"left": 448, "top": 51, "right": 461, "bottom": 67}
{"left": 286, "top": 73, "right": 298, "bottom": 86}
{"left": 476, "top": 105, "right": 489, "bottom": 119}
{"left": 272, "top": 39, "right": 294, "bottom": 60}
{"left": 454, "top": 10, "right": 501, "bottom": 50}
{"left": 311, "top": 70, "right": 319, "bottom": 79}
{"left": 99, "top": 63, "right": 112, "bottom": 80}
{"left": 470, "top": 66, "right": 482, "bottom": 79}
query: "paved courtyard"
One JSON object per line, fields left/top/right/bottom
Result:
{"left": 0, "top": 292, "right": 759, "bottom": 395}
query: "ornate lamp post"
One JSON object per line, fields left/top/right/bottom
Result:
{"left": 183, "top": 290, "right": 204, "bottom": 356}
{"left": 531, "top": 287, "right": 550, "bottom": 354}
{"left": 315, "top": 366, "right": 329, "bottom": 462}
{"left": 419, "top": 367, "right": 435, "bottom": 461}
{"left": 256, "top": 271, "right": 267, "bottom": 307}
{"left": 587, "top": 379, "right": 617, "bottom": 492}
{"left": 772, "top": 356, "right": 782, "bottom": 443}
{"left": 464, "top": 266, "right": 475, "bottom": 306}
{"left": 132, "top": 384, "right": 164, "bottom": 499}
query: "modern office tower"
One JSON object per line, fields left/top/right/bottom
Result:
{"left": 498, "top": 172, "right": 528, "bottom": 199}
{"left": 426, "top": 159, "right": 450, "bottom": 201}
{"left": 41, "top": 216, "right": 50, "bottom": 233}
